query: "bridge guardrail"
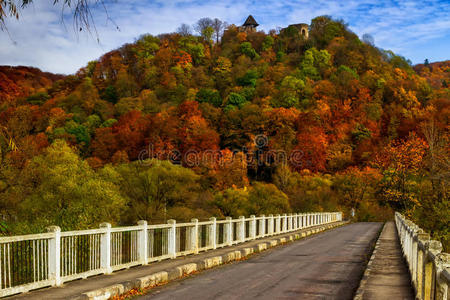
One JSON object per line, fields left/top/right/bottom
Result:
{"left": 395, "top": 212, "right": 449, "bottom": 300}
{"left": 0, "top": 211, "right": 342, "bottom": 297}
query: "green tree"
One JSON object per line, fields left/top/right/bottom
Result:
{"left": 262, "top": 35, "right": 274, "bottom": 51}
{"left": 248, "top": 182, "right": 290, "bottom": 215}
{"left": 274, "top": 76, "right": 305, "bottom": 108}
{"left": 225, "top": 92, "right": 247, "bottom": 110}
{"left": 196, "top": 88, "right": 222, "bottom": 107}
{"left": 240, "top": 42, "right": 258, "bottom": 59}
{"left": 237, "top": 69, "right": 258, "bottom": 87}
{"left": 299, "top": 48, "right": 331, "bottom": 80}
{"left": 201, "top": 26, "right": 214, "bottom": 43}
{"left": 214, "top": 188, "right": 250, "bottom": 217}
{"left": 114, "top": 160, "right": 200, "bottom": 222}
{"left": 13, "top": 140, "right": 125, "bottom": 232}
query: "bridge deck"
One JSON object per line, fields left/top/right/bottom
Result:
{"left": 357, "top": 221, "right": 415, "bottom": 299}
{"left": 9, "top": 222, "right": 345, "bottom": 300}
{"left": 139, "top": 222, "right": 383, "bottom": 300}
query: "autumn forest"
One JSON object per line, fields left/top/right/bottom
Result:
{"left": 0, "top": 16, "right": 448, "bottom": 250}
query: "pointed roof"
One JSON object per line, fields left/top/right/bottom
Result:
{"left": 243, "top": 15, "right": 259, "bottom": 27}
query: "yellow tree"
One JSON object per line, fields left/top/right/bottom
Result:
{"left": 374, "top": 132, "right": 428, "bottom": 212}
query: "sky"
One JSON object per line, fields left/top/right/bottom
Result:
{"left": 0, "top": 0, "right": 449, "bottom": 74}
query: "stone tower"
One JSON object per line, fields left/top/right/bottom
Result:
{"left": 283, "top": 23, "right": 309, "bottom": 39}
{"left": 239, "top": 15, "right": 259, "bottom": 33}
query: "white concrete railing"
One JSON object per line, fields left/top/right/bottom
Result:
{"left": 395, "top": 212, "right": 450, "bottom": 300}
{"left": 0, "top": 212, "right": 342, "bottom": 297}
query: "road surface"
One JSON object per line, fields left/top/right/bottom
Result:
{"left": 139, "top": 222, "right": 382, "bottom": 300}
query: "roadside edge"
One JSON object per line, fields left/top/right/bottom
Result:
{"left": 353, "top": 222, "right": 385, "bottom": 300}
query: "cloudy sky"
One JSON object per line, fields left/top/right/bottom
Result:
{"left": 0, "top": 0, "right": 449, "bottom": 74}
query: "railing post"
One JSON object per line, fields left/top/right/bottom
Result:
{"left": 100, "top": 222, "right": 112, "bottom": 274}
{"left": 137, "top": 220, "right": 148, "bottom": 265}
{"left": 275, "top": 214, "right": 281, "bottom": 234}
{"left": 293, "top": 213, "right": 298, "bottom": 230}
{"left": 417, "top": 233, "right": 430, "bottom": 298}
{"left": 287, "top": 214, "right": 291, "bottom": 231}
{"left": 260, "top": 215, "right": 265, "bottom": 237}
{"left": 239, "top": 216, "right": 245, "bottom": 243}
{"left": 268, "top": 214, "right": 274, "bottom": 236}
{"left": 168, "top": 219, "right": 176, "bottom": 258}
{"left": 288, "top": 214, "right": 293, "bottom": 231}
{"left": 250, "top": 215, "right": 256, "bottom": 240}
{"left": 424, "top": 240, "right": 442, "bottom": 300}
{"left": 47, "top": 226, "right": 61, "bottom": 286}
{"left": 223, "top": 217, "right": 232, "bottom": 246}
{"left": 411, "top": 231, "right": 419, "bottom": 287}
{"left": 190, "top": 218, "right": 199, "bottom": 254}
{"left": 283, "top": 214, "right": 288, "bottom": 232}
{"left": 209, "top": 217, "right": 217, "bottom": 249}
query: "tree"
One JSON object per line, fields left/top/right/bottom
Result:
{"left": 211, "top": 150, "right": 248, "bottom": 190}
{"left": 201, "top": 26, "right": 214, "bottom": 43}
{"left": 176, "top": 23, "right": 192, "bottom": 36}
{"left": 13, "top": 140, "right": 125, "bottom": 232}
{"left": 248, "top": 182, "right": 290, "bottom": 215}
{"left": 196, "top": 88, "right": 222, "bottom": 107}
{"left": 115, "top": 159, "right": 200, "bottom": 222}
{"left": 240, "top": 42, "right": 258, "bottom": 59}
{"left": 274, "top": 76, "right": 305, "bottom": 108}
{"left": 211, "top": 18, "right": 227, "bottom": 43}
{"left": 309, "top": 16, "right": 346, "bottom": 49}
{"left": 214, "top": 187, "right": 250, "bottom": 217}
{"left": 362, "top": 33, "right": 374, "bottom": 46}
{"left": 194, "top": 17, "right": 213, "bottom": 37}
{"left": 374, "top": 132, "right": 428, "bottom": 211}
{"left": 225, "top": 92, "right": 247, "bottom": 110}
{"left": 333, "top": 167, "right": 381, "bottom": 209}
{"left": 293, "top": 125, "right": 328, "bottom": 172}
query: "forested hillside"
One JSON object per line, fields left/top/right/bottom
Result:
{"left": 0, "top": 66, "right": 64, "bottom": 103}
{"left": 0, "top": 16, "right": 448, "bottom": 249}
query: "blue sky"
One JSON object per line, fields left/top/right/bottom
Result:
{"left": 0, "top": 0, "right": 449, "bottom": 74}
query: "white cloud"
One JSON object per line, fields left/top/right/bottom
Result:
{"left": 0, "top": 0, "right": 448, "bottom": 74}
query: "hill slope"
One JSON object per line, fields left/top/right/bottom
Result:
{"left": 0, "top": 16, "right": 448, "bottom": 249}
{"left": 0, "top": 66, "right": 64, "bottom": 103}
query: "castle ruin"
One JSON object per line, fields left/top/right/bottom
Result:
{"left": 238, "top": 15, "right": 259, "bottom": 33}
{"left": 238, "top": 15, "right": 309, "bottom": 39}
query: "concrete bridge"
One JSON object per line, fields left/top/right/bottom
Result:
{"left": 1, "top": 212, "right": 448, "bottom": 299}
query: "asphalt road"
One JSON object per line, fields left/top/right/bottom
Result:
{"left": 138, "top": 222, "right": 382, "bottom": 300}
